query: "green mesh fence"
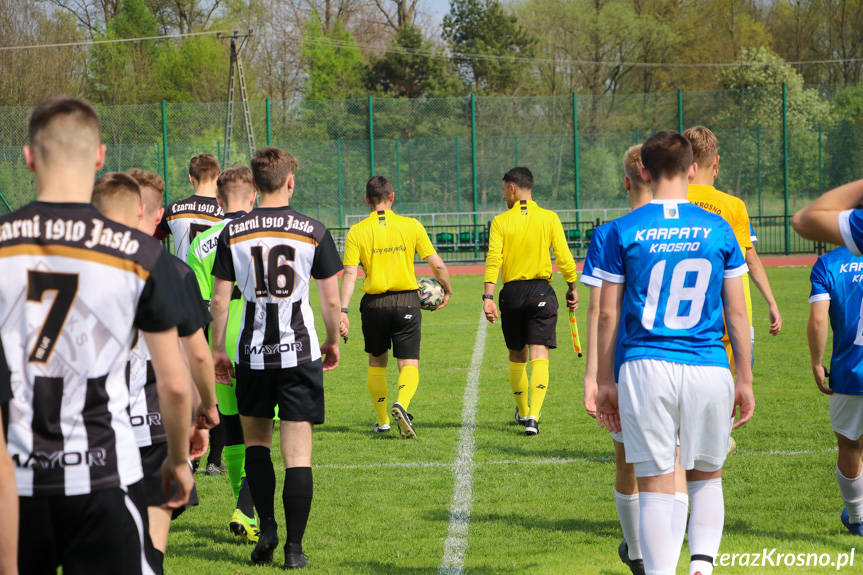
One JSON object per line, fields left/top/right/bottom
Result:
{"left": 1, "top": 86, "right": 862, "bottom": 254}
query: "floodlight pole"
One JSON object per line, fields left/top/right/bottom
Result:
{"left": 220, "top": 30, "right": 256, "bottom": 166}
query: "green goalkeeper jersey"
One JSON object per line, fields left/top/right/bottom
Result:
{"left": 187, "top": 211, "right": 246, "bottom": 303}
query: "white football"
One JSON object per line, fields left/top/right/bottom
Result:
{"left": 417, "top": 276, "right": 445, "bottom": 310}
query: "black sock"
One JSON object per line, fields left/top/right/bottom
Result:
{"left": 245, "top": 446, "right": 276, "bottom": 528}
{"left": 237, "top": 476, "right": 256, "bottom": 518}
{"left": 207, "top": 406, "right": 226, "bottom": 466}
{"left": 223, "top": 413, "right": 244, "bottom": 446}
{"left": 283, "top": 467, "right": 313, "bottom": 554}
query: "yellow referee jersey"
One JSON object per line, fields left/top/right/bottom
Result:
{"left": 344, "top": 209, "right": 436, "bottom": 294}
{"left": 687, "top": 184, "right": 754, "bottom": 327}
{"left": 484, "top": 200, "right": 578, "bottom": 285}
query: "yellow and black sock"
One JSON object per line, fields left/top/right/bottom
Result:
{"left": 509, "top": 361, "right": 529, "bottom": 418}
{"left": 396, "top": 365, "right": 419, "bottom": 410}
{"left": 528, "top": 358, "right": 549, "bottom": 420}
{"left": 367, "top": 366, "right": 389, "bottom": 425}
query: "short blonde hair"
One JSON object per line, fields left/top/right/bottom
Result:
{"left": 682, "top": 126, "right": 719, "bottom": 169}
{"left": 623, "top": 144, "right": 648, "bottom": 189}
{"left": 92, "top": 172, "right": 141, "bottom": 220}
{"left": 126, "top": 168, "right": 164, "bottom": 217}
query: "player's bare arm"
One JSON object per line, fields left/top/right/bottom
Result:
{"left": 722, "top": 276, "right": 755, "bottom": 428}
{"left": 317, "top": 273, "right": 341, "bottom": 371}
{"left": 210, "top": 277, "right": 234, "bottom": 384}
{"left": 596, "top": 282, "right": 624, "bottom": 433}
{"left": 143, "top": 328, "right": 195, "bottom": 509}
{"left": 483, "top": 282, "right": 499, "bottom": 323}
{"left": 583, "top": 284, "right": 601, "bottom": 419}
{"left": 425, "top": 253, "right": 452, "bottom": 310}
{"left": 0, "top": 408, "right": 18, "bottom": 575}
{"left": 745, "top": 247, "right": 782, "bottom": 335}
{"left": 339, "top": 265, "right": 358, "bottom": 336}
{"left": 793, "top": 178, "right": 863, "bottom": 244}
{"left": 180, "top": 328, "right": 218, "bottom": 428}
{"left": 807, "top": 300, "right": 833, "bottom": 395}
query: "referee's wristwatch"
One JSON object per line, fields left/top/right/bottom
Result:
{"left": 340, "top": 307, "right": 349, "bottom": 313}
{"left": 482, "top": 294, "right": 494, "bottom": 301}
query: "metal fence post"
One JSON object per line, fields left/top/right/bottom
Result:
{"left": 756, "top": 126, "right": 762, "bottom": 217}
{"left": 677, "top": 89, "right": 683, "bottom": 133}
{"left": 456, "top": 136, "right": 461, "bottom": 227}
{"left": 782, "top": 83, "right": 790, "bottom": 255}
{"left": 0, "top": 188, "right": 13, "bottom": 214}
{"left": 818, "top": 123, "right": 823, "bottom": 195}
{"left": 266, "top": 98, "right": 272, "bottom": 146}
{"left": 161, "top": 100, "right": 169, "bottom": 205}
{"left": 368, "top": 95, "right": 375, "bottom": 178}
{"left": 396, "top": 137, "right": 402, "bottom": 212}
{"left": 572, "top": 93, "right": 580, "bottom": 219}
{"left": 471, "top": 94, "right": 478, "bottom": 225}
{"left": 337, "top": 139, "right": 343, "bottom": 226}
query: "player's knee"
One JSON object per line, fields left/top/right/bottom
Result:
{"left": 836, "top": 432, "right": 863, "bottom": 456}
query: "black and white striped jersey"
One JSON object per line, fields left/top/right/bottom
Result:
{"left": 0, "top": 202, "right": 186, "bottom": 497}
{"left": 126, "top": 257, "right": 211, "bottom": 448}
{"left": 0, "top": 336, "right": 10, "bottom": 403}
{"left": 212, "top": 206, "right": 342, "bottom": 370}
{"left": 155, "top": 195, "right": 224, "bottom": 263}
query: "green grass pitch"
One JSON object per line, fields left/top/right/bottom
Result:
{"left": 165, "top": 268, "right": 863, "bottom": 574}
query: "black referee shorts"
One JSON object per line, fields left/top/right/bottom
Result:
{"left": 18, "top": 480, "right": 158, "bottom": 575}
{"left": 360, "top": 290, "right": 422, "bottom": 359}
{"left": 499, "top": 279, "right": 559, "bottom": 351}
{"left": 235, "top": 359, "right": 325, "bottom": 424}
{"left": 140, "top": 441, "right": 199, "bottom": 518}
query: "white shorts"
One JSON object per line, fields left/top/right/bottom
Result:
{"left": 618, "top": 359, "right": 734, "bottom": 477}
{"left": 611, "top": 430, "right": 625, "bottom": 443}
{"left": 830, "top": 394, "right": 863, "bottom": 441}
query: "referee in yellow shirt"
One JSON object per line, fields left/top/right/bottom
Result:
{"left": 683, "top": 126, "right": 783, "bottom": 375}
{"left": 483, "top": 167, "right": 578, "bottom": 436}
{"left": 340, "top": 176, "right": 453, "bottom": 439}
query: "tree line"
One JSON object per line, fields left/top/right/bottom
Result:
{"left": 6, "top": 0, "right": 863, "bottom": 106}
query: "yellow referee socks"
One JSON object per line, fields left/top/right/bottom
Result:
{"left": 528, "top": 358, "right": 549, "bottom": 419}
{"left": 509, "top": 362, "right": 529, "bottom": 418}
{"left": 396, "top": 365, "right": 419, "bottom": 410}
{"left": 367, "top": 367, "right": 389, "bottom": 425}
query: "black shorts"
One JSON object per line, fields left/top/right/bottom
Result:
{"left": 360, "top": 290, "right": 422, "bottom": 359}
{"left": 235, "top": 359, "right": 325, "bottom": 424}
{"left": 140, "top": 442, "right": 199, "bottom": 518}
{"left": 18, "top": 480, "right": 160, "bottom": 575}
{"left": 499, "top": 279, "right": 559, "bottom": 351}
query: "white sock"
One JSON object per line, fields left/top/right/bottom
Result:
{"left": 639, "top": 492, "right": 678, "bottom": 575}
{"left": 837, "top": 465, "right": 863, "bottom": 523}
{"left": 687, "top": 479, "right": 724, "bottom": 575}
{"left": 672, "top": 492, "right": 689, "bottom": 553}
{"left": 615, "top": 490, "right": 641, "bottom": 560}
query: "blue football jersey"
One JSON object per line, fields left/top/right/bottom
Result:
{"left": 809, "top": 247, "right": 863, "bottom": 395}
{"left": 580, "top": 224, "right": 625, "bottom": 380}
{"left": 580, "top": 223, "right": 608, "bottom": 288}
{"left": 595, "top": 200, "right": 748, "bottom": 368}
{"left": 839, "top": 210, "right": 863, "bottom": 256}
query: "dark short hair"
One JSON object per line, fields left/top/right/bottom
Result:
{"left": 366, "top": 176, "right": 394, "bottom": 205}
{"left": 216, "top": 166, "right": 255, "bottom": 204}
{"left": 503, "top": 167, "right": 533, "bottom": 190}
{"left": 28, "top": 97, "right": 101, "bottom": 163}
{"left": 92, "top": 172, "right": 141, "bottom": 214}
{"left": 251, "top": 147, "right": 298, "bottom": 194}
{"left": 640, "top": 131, "right": 693, "bottom": 182}
{"left": 188, "top": 154, "right": 221, "bottom": 182}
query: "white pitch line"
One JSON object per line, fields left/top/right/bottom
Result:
{"left": 439, "top": 311, "right": 487, "bottom": 575}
